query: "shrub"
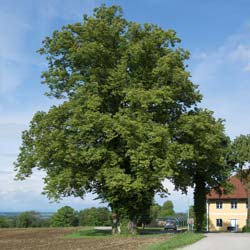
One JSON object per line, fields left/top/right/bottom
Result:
{"left": 50, "top": 206, "right": 78, "bottom": 227}
{"left": 78, "top": 207, "right": 111, "bottom": 226}
{"left": 242, "top": 226, "right": 250, "bottom": 232}
{"left": 0, "top": 217, "right": 9, "bottom": 228}
{"left": 16, "top": 211, "right": 43, "bottom": 228}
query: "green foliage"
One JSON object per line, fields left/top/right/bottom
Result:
{"left": 170, "top": 110, "right": 231, "bottom": 231}
{"left": 242, "top": 226, "right": 250, "bottom": 232}
{"left": 50, "top": 206, "right": 78, "bottom": 227}
{"left": 137, "top": 208, "right": 152, "bottom": 227}
{"left": 150, "top": 203, "right": 161, "bottom": 220}
{"left": 16, "top": 211, "right": 44, "bottom": 228}
{"left": 0, "top": 213, "right": 50, "bottom": 228}
{"left": 230, "top": 134, "right": 250, "bottom": 227}
{"left": 147, "top": 232, "right": 204, "bottom": 250}
{"left": 188, "top": 206, "right": 194, "bottom": 219}
{"left": 0, "top": 217, "right": 10, "bottom": 228}
{"left": 15, "top": 4, "right": 201, "bottom": 227}
{"left": 78, "top": 207, "right": 111, "bottom": 226}
{"left": 230, "top": 135, "right": 250, "bottom": 167}
{"left": 159, "top": 200, "right": 175, "bottom": 217}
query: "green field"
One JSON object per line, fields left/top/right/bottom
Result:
{"left": 66, "top": 227, "right": 204, "bottom": 250}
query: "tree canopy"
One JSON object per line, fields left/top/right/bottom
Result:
{"left": 15, "top": 5, "right": 201, "bottom": 228}
{"left": 78, "top": 207, "right": 111, "bottom": 226}
{"left": 50, "top": 206, "right": 78, "bottom": 227}
{"left": 170, "top": 109, "right": 230, "bottom": 231}
{"left": 14, "top": 5, "right": 229, "bottom": 233}
{"left": 230, "top": 135, "right": 250, "bottom": 227}
{"left": 159, "top": 200, "right": 175, "bottom": 217}
{"left": 16, "top": 211, "right": 43, "bottom": 228}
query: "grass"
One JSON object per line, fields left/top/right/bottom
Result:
{"left": 65, "top": 227, "right": 205, "bottom": 250}
{"left": 146, "top": 232, "right": 205, "bottom": 250}
{"left": 65, "top": 226, "right": 176, "bottom": 238}
{"left": 65, "top": 228, "right": 112, "bottom": 238}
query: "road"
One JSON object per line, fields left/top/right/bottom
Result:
{"left": 181, "top": 233, "right": 250, "bottom": 250}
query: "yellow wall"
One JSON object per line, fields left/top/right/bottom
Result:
{"left": 208, "top": 200, "right": 247, "bottom": 231}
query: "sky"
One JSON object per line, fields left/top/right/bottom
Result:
{"left": 1, "top": 0, "right": 250, "bottom": 212}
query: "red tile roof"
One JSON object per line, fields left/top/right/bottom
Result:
{"left": 207, "top": 176, "right": 247, "bottom": 200}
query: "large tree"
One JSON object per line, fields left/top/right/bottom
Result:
{"left": 170, "top": 109, "right": 230, "bottom": 232}
{"left": 230, "top": 134, "right": 250, "bottom": 228}
{"left": 15, "top": 5, "right": 201, "bottom": 233}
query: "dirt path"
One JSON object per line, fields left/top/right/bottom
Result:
{"left": 0, "top": 228, "right": 169, "bottom": 250}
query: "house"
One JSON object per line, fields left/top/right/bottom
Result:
{"left": 207, "top": 175, "right": 248, "bottom": 232}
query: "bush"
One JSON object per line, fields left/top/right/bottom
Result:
{"left": 50, "top": 206, "right": 78, "bottom": 227}
{"left": 242, "top": 226, "right": 250, "bottom": 232}
{"left": 0, "top": 217, "right": 9, "bottom": 228}
{"left": 78, "top": 207, "right": 111, "bottom": 226}
{"left": 80, "top": 207, "right": 110, "bottom": 226}
{"left": 16, "top": 211, "right": 44, "bottom": 228}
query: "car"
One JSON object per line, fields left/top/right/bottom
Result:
{"left": 164, "top": 219, "right": 177, "bottom": 231}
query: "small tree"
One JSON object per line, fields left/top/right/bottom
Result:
{"left": 50, "top": 206, "right": 78, "bottom": 227}
{"left": 16, "top": 211, "right": 41, "bottom": 228}
{"left": 150, "top": 203, "right": 161, "bottom": 221}
{"left": 0, "top": 217, "right": 9, "bottom": 228}
{"left": 159, "top": 200, "right": 175, "bottom": 217}
{"left": 171, "top": 110, "right": 231, "bottom": 232}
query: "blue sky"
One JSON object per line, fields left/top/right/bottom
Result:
{"left": 1, "top": 0, "right": 250, "bottom": 212}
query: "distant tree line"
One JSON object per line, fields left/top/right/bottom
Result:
{"left": 0, "top": 201, "right": 178, "bottom": 228}
{"left": 0, "top": 206, "right": 111, "bottom": 228}
{"left": 0, "top": 211, "right": 50, "bottom": 228}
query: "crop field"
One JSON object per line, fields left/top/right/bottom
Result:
{"left": 0, "top": 228, "right": 170, "bottom": 250}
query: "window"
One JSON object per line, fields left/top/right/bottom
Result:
{"left": 231, "top": 200, "right": 237, "bottom": 209}
{"left": 216, "top": 219, "right": 223, "bottom": 227}
{"left": 216, "top": 201, "right": 223, "bottom": 209}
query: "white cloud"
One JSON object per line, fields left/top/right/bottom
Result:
{"left": 155, "top": 180, "right": 193, "bottom": 213}
{"left": 0, "top": 170, "right": 103, "bottom": 212}
{"left": 0, "top": 0, "right": 101, "bottom": 96}
{"left": 243, "top": 62, "right": 250, "bottom": 72}
{"left": 229, "top": 44, "right": 250, "bottom": 61}
{"left": 190, "top": 24, "right": 250, "bottom": 138}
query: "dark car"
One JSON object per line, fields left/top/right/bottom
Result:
{"left": 164, "top": 219, "right": 177, "bottom": 231}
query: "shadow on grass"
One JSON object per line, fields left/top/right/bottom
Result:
{"left": 66, "top": 227, "right": 185, "bottom": 239}
{"left": 139, "top": 228, "right": 187, "bottom": 235}
{"left": 139, "top": 228, "right": 166, "bottom": 235}
{"left": 81, "top": 229, "right": 112, "bottom": 236}
{"left": 146, "top": 232, "right": 205, "bottom": 250}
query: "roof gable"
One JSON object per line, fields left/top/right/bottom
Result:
{"left": 207, "top": 176, "right": 247, "bottom": 200}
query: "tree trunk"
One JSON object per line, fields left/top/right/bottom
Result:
{"left": 194, "top": 177, "right": 206, "bottom": 232}
{"left": 111, "top": 213, "right": 120, "bottom": 234}
{"left": 127, "top": 220, "right": 137, "bottom": 234}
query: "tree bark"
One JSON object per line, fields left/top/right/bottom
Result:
{"left": 194, "top": 177, "right": 206, "bottom": 232}
{"left": 127, "top": 220, "right": 137, "bottom": 234}
{"left": 111, "top": 213, "right": 120, "bottom": 234}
